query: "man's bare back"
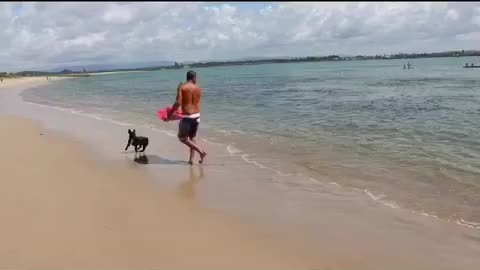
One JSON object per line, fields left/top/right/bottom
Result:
{"left": 177, "top": 82, "right": 202, "bottom": 116}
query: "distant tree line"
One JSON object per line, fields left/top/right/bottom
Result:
{"left": 185, "top": 50, "right": 480, "bottom": 68}
{"left": 7, "top": 50, "right": 479, "bottom": 75}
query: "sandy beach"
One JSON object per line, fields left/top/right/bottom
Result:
{"left": 0, "top": 77, "right": 47, "bottom": 89}
{"left": 0, "top": 77, "right": 309, "bottom": 268}
{"left": 4, "top": 2, "right": 480, "bottom": 269}
{"left": 0, "top": 113, "right": 308, "bottom": 269}
{"left": 1, "top": 77, "right": 480, "bottom": 270}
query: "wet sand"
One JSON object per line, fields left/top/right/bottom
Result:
{"left": 1, "top": 77, "right": 480, "bottom": 269}
{"left": 0, "top": 115, "right": 308, "bottom": 269}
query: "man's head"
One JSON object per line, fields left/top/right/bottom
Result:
{"left": 186, "top": 70, "right": 196, "bottom": 84}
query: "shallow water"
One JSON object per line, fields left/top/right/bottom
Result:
{"left": 21, "top": 56, "right": 480, "bottom": 226}
{"left": 3, "top": 73, "right": 480, "bottom": 269}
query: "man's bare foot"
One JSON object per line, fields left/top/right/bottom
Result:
{"left": 199, "top": 151, "right": 207, "bottom": 164}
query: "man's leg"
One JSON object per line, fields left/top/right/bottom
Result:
{"left": 190, "top": 119, "right": 207, "bottom": 163}
{"left": 179, "top": 137, "right": 205, "bottom": 158}
{"left": 178, "top": 118, "right": 207, "bottom": 164}
{"left": 185, "top": 138, "right": 207, "bottom": 164}
{"left": 189, "top": 138, "right": 196, "bottom": 165}
{"left": 179, "top": 119, "right": 194, "bottom": 163}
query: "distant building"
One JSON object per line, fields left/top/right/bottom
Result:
{"left": 60, "top": 69, "right": 72, "bottom": 74}
{"left": 170, "top": 62, "right": 184, "bottom": 69}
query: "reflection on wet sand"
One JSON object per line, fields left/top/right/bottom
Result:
{"left": 178, "top": 165, "right": 204, "bottom": 201}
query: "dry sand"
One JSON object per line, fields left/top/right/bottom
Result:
{"left": 0, "top": 115, "right": 309, "bottom": 269}
{"left": 0, "top": 76, "right": 66, "bottom": 90}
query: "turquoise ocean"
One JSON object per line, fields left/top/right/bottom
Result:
{"left": 22, "top": 57, "right": 480, "bottom": 227}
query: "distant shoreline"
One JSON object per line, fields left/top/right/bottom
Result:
{"left": 86, "top": 70, "right": 147, "bottom": 76}
{"left": 3, "top": 50, "right": 479, "bottom": 75}
{"left": 0, "top": 70, "right": 147, "bottom": 79}
{"left": 186, "top": 51, "right": 480, "bottom": 68}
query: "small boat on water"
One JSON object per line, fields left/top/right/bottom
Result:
{"left": 463, "top": 62, "right": 480, "bottom": 68}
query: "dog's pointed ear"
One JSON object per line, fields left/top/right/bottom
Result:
{"left": 128, "top": 129, "right": 131, "bottom": 133}
{"left": 133, "top": 129, "right": 136, "bottom": 133}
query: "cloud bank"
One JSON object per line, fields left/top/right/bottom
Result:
{"left": 1, "top": 2, "right": 480, "bottom": 71}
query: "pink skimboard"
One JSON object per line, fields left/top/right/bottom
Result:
{"left": 157, "top": 106, "right": 183, "bottom": 121}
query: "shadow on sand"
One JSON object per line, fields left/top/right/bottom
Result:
{"left": 133, "top": 153, "right": 188, "bottom": 165}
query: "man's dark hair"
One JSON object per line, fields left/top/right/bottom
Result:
{"left": 186, "top": 70, "right": 196, "bottom": 81}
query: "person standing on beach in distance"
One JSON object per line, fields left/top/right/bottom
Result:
{"left": 167, "top": 70, "right": 207, "bottom": 165}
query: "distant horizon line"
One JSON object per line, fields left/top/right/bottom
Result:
{"left": 4, "top": 48, "right": 480, "bottom": 74}
{"left": 181, "top": 48, "right": 480, "bottom": 64}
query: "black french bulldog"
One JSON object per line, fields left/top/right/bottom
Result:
{"left": 125, "top": 129, "right": 149, "bottom": 152}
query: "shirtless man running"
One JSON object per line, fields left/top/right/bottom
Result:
{"left": 167, "top": 70, "right": 207, "bottom": 164}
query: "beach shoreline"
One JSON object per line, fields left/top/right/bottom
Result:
{"left": 2, "top": 76, "right": 480, "bottom": 269}
{"left": 0, "top": 77, "right": 306, "bottom": 268}
{"left": 0, "top": 76, "right": 55, "bottom": 89}
{"left": 0, "top": 115, "right": 310, "bottom": 269}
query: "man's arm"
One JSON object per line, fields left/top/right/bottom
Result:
{"left": 167, "top": 82, "right": 183, "bottom": 120}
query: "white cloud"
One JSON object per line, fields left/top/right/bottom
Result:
{"left": 446, "top": 9, "right": 459, "bottom": 21}
{"left": 456, "top": 31, "right": 480, "bottom": 41}
{"left": 64, "top": 32, "right": 106, "bottom": 47}
{"left": 1, "top": 2, "right": 480, "bottom": 71}
{"left": 103, "top": 4, "right": 135, "bottom": 24}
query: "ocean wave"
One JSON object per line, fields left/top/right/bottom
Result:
{"left": 25, "top": 101, "right": 134, "bottom": 126}
{"left": 240, "top": 154, "right": 268, "bottom": 169}
{"left": 226, "top": 145, "right": 243, "bottom": 155}
{"left": 363, "top": 189, "right": 400, "bottom": 209}
{"left": 419, "top": 212, "right": 440, "bottom": 220}
{"left": 363, "top": 189, "right": 480, "bottom": 230}
{"left": 364, "top": 189, "right": 386, "bottom": 201}
{"left": 240, "top": 154, "right": 293, "bottom": 177}
{"left": 215, "top": 129, "right": 246, "bottom": 136}
{"left": 456, "top": 219, "right": 480, "bottom": 229}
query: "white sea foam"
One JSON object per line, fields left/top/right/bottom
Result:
{"left": 241, "top": 154, "right": 268, "bottom": 169}
{"left": 26, "top": 100, "right": 133, "bottom": 126}
{"left": 363, "top": 189, "right": 400, "bottom": 209}
{"left": 456, "top": 219, "right": 480, "bottom": 229}
{"left": 226, "top": 145, "right": 243, "bottom": 155}
{"left": 364, "top": 189, "right": 386, "bottom": 201}
{"left": 419, "top": 212, "right": 440, "bottom": 220}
